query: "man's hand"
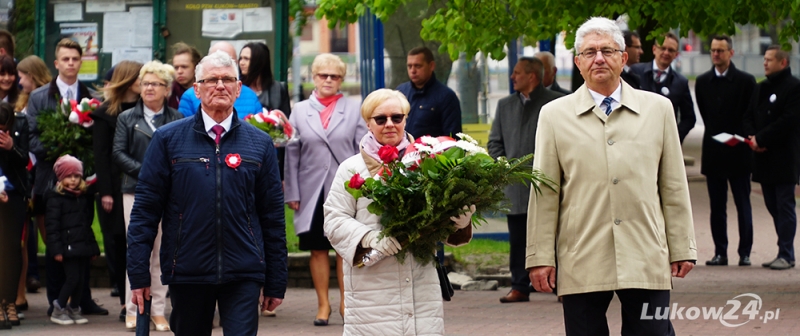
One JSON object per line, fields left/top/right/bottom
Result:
{"left": 0, "top": 130, "right": 12, "bottom": 151}
{"left": 131, "top": 287, "right": 152, "bottom": 314}
{"left": 101, "top": 195, "right": 113, "bottom": 213}
{"left": 287, "top": 201, "right": 299, "bottom": 211}
{"left": 0, "top": 191, "right": 7, "bottom": 203}
{"left": 54, "top": 254, "right": 63, "bottom": 262}
{"left": 671, "top": 261, "right": 694, "bottom": 278}
{"left": 262, "top": 296, "right": 283, "bottom": 312}
{"left": 748, "top": 136, "right": 767, "bottom": 153}
{"left": 529, "top": 266, "right": 556, "bottom": 293}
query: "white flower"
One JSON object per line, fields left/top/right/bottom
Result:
{"left": 455, "top": 140, "right": 486, "bottom": 154}
{"left": 253, "top": 114, "right": 265, "bottom": 123}
{"left": 419, "top": 136, "right": 440, "bottom": 146}
{"left": 432, "top": 140, "right": 457, "bottom": 153}
{"left": 456, "top": 132, "right": 478, "bottom": 145}
{"left": 413, "top": 143, "right": 434, "bottom": 153}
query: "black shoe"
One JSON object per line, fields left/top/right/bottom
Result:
{"left": 119, "top": 307, "right": 126, "bottom": 322}
{"left": 46, "top": 305, "right": 53, "bottom": 317}
{"left": 110, "top": 285, "right": 120, "bottom": 297}
{"left": 81, "top": 301, "right": 109, "bottom": 315}
{"left": 739, "top": 256, "right": 751, "bottom": 266}
{"left": 705, "top": 255, "right": 728, "bottom": 266}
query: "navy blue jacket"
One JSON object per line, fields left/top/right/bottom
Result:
{"left": 127, "top": 111, "right": 287, "bottom": 298}
{"left": 631, "top": 62, "right": 696, "bottom": 143}
{"left": 397, "top": 73, "right": 462, "bottom": 138}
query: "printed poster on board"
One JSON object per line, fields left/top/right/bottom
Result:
{"left": 60, "top": 23, "right": 99, "bottom": 81}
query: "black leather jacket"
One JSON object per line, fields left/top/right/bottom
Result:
{"left": 0, "top": 113, "right": 30, "bottom": 197}
{"left": 112, "top": 100, "right": 182, "bottom": 193}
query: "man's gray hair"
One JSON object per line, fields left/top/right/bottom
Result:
{"left": 195, "top": 50, "right": 240, "bottom": 82}
{"left": 574, "top": 17, "right": 626, "bottom": 52}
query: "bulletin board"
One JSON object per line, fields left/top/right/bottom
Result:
{"left": 40, "top": 0, "right": 156, "bottom": 86}
{"left": 163, "top": 0, "right": 276, "bottom": 66}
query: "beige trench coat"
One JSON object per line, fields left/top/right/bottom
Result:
{"left": 526, "top": 81, "right": 697, "bottom": 296}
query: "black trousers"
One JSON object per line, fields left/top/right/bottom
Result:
{"left": 706, "top": 174, "right": 753, "bottom": 258}
{"left": 0, "top": 193, "right": 24, "bottom": 302}
{"left": 96, "top": 197, "right": 127, "bottom": 305}
{"left": 169, "top": 280, "right": 261, "bottom": 336}
{"left": 58, "top": 257, "right": 90, "bottom": 308}
{"left": 507, "top": 214, "right": 530, "bottom": 294}
{"left": 46, "top": 249, "right": 95, "bottom": 310}
{"left": 562, "top": 289, "right": 675, "bottom": 336}
{"left": 761, "top": 183, "right": 797, "bottom": 262}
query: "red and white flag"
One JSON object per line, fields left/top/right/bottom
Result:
{"left": 712, "top": 132, "right": 753, "bottom": 147}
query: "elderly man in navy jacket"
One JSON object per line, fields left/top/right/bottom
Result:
{"left": 397, "top": 46, "right": 462, "bottom": 138}
{"left": 127, "top": 50, "right": 287, "bottom": 336}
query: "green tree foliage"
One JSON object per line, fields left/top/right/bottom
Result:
{"left": 316, "top": 0, "right": 800, "bottom": 60}
{"left": 10, "top": 0, "right": 35, "bottom": 58}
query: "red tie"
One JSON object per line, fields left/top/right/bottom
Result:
{"left": 211, "top": 125, "right": 224, "bottom": 145}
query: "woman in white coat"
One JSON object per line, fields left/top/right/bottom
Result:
{"left": 284, "top": 53, "right": 367, "bottom": 325}
{"left": 323, "top": 89, "right": 473, "bottom": 335}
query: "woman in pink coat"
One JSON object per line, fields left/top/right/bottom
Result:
{"left": 284, "top": 53, "right": 367, "bottom": 325}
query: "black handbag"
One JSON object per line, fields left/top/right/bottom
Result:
{"left": 435, "top": 256, "right": 454, "bottom": 301}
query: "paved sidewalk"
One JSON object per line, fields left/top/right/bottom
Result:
{"left": 8, "top": 126, "right": 800, "bottom": 335}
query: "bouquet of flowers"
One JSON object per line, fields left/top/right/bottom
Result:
{"left": 244, "top": 108, "right": 295, "bottom": 146}
{"left": 344, "top": 133, "right": 555, "bottom": 267}
{"left": 37, "top": 97, "right": 100, "bottom": 175}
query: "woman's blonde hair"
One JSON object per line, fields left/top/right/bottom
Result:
{"left": 311, "top": 53, "right": 346, "bottom": 77}
{"left": 15, "top": 56, "right": 52, "bottom": 112}
{"left": 102, "top": 61, "right": 143, "bottom": 115}
{"left": 55, "top": 179, "right": 88, "bottom": 194}
{"left": 360, "top": 89, "right": 411, "bottom": 123}
{"left": 140, "top": 60, "right": 176, "bottom": 94}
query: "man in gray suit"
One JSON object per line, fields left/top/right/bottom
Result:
{"left": 488, "top": 57, "right": 563, "bottom": 303}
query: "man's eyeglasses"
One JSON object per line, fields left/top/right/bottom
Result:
{"left": 197, "top": 77, "right": 238, "bottom": 86}
{"left": 656, "top": 46, "right": 679, "bottom": 54}
{"left": 577, "top": 48, "right": 623, "bottom": 59}
{"left": 141, "top": 81, "right": 167, "bottom": 88}
{"left": 316, "top": 73, "right": 342, "bottom": 81}
{"left": 372, "top": 114, "right": 405, "bottom": 125}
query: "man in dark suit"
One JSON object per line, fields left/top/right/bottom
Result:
{"left": 695, "top": 35, "right": 756, "bottom": 267}
{"left": 621, "top": 31, "right": 642, "bottom": 88}
{"left": 743, "top": 45, "right": 800, "bottom": 270}
{"left": 535, "top": 51, "right": 571, "bottom": 95}
{"left": 487, "top": 56, "right": 563, "bottom": 304}
{"left": 631, "top": 32, "right": 696, "bottom": 143}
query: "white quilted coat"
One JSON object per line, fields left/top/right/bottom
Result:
{"left": 324, "top": 149, "right": 471, "bottom": 336}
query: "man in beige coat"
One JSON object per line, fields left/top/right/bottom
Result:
{"left": 526, "top": 17, "right": 697, "bottom": 336}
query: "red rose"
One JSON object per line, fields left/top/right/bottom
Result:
{"left": 348, "top": 174, "right": 365, "bottom": 189}
{"left": 377, "top": 166, "right": 392, "bottom": 177}
{"left": 378, "top": 145, "right": 399, "bottom": 163}
{"left": 225, "top": 153, "right": 241, "bottom": 169}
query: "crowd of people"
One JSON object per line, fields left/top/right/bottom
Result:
{"left": 1, "top": 12, "right": 798, "bottom": 336}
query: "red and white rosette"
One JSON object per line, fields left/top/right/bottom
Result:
{"left": 225, "top": 153, "right": 241, "bottom": 169}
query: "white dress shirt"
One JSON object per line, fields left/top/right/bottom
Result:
{"left": 201, "top": 110, "right": 234, "bottom": 140}
{"left": 652, "top": 61, "right": 670, "bottom": 83}
{"left": 56, "top": 76, "right": 80, "bottom": 100}
{"left": 587, "top": 83, "right": 622, "bottom": 115}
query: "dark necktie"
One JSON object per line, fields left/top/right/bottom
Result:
{"left": 602, "top": 97, "right": 614, "bottom": 116}
{"left": 151, "top": 114, "right": 161, "bottom": 127}
{"left": 211, "top": 125, "right": 224, "bottom": 145}
{"left": 655, "top": 70, "right": 665, "bottom": 83}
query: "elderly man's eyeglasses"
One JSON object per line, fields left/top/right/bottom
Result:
{"left": 197, "top": 77, "right": 238, "bottom": 86}
{"left": 141, "top": 81, "right": 167, "bottom": 88}
{"left": 372, "top": 114, "right": 405, "bottom": 125}
{"left": 656, "top": 46, "right": 679, "bottom": 54}
{"left": 316, "top": 73, "right": 342, "bottom": 81}
{"left": 577, "top": 48, "right": 623, "bottom": 59}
